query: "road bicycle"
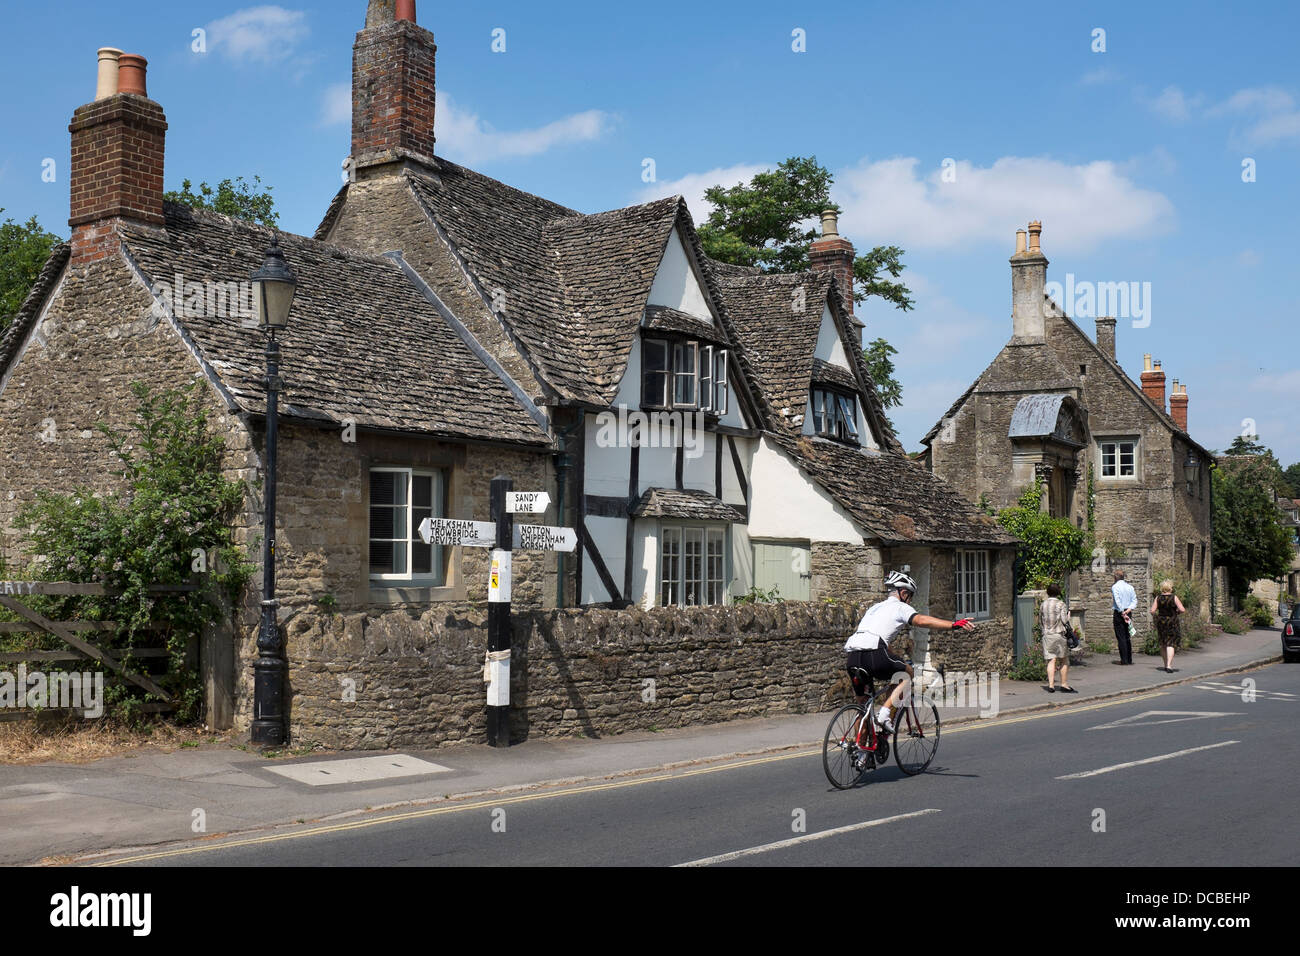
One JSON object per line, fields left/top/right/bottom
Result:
{"left": 822, "top": 664, "right": 941, "bottom": 789}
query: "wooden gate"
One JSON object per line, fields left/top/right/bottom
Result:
{"left": 0, "top": 581, "right": 194, "bottom": 721}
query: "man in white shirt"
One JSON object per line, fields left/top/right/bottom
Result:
{"left": 845, "top": 571, "right": 974, "bottom": 732}
{"left": 1111, "top": 570, "right": 1138, "bottom": 664}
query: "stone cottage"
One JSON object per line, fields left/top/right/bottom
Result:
{"left": 0, "top": 1, "right": 1016, "bottom": 747}
{"left": 921, "top": 222, "right": 1216, "bottom": 637}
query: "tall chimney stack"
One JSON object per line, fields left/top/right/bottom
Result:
{"left": 1140, "top": 354, "right": 1167, "bottom": 410}
{"left": 352, "top": 0, "right": 437, "bottom": 175}
{"left": 809, "top": 208, "right": 856, "bottom": 320}
{"left": 69, "top": 49, "right": 167, "bottom": 265}
{"left": 1169, "top": 381, "right": 1189, "bottom": 432}
{"left": 1095, "top": 316, "right": 1117, "bottom": 360}
{"left": 1010, "top": 220, "right": 1047, "bottom": 342}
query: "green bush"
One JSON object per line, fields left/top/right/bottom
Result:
{"left": 1140, "top": 631, "right": 1162, "bottom": 656}
{"left": 1182, "top": 614, "right": 1213, "bottom": 649}
{"left": 997, "top": 479, "right": 1092, "bottom": 591}
{"left": 14, "top": 382, "right": 252, "bottom": 723}
{"left": 1008, "top": 641, "right": 1049, "bottom": 682}
{"left": 1215, "top": 611, "right": 1251, "bottom": 635}
{"left": 1241, "top": 594, "right": 1274, "bottom": 628}
{"left": 734, "top": 584, "right": 782, "bottom": 604}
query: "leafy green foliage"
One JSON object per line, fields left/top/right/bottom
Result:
{"left": 0, "top": 209, "right": 62, "bottom": 333}
{"left": 164, "top": 176, "right": 279, "bottom": 227}
{"left": 1212, "top": 457, "right": 1294, "bottom": 600}
{"left": 1007, "top": 639, "right": 1048, "bottom": 682}
{"left": 14, "top": 382, "right": 253, "bottom": 722}
{"left": 1214, "top": 611, "right": 1250, "bottom": 634}
{"left": 734, "top": 584, "right": 782, "bottom": 604}
{"left": 996, "top": 479, "right": 1092, "bottom": 591}
{"left": 1281, "top": 463, "right": 1300, "bottom": 499}
{"left": 1151, "top": 564, "right": 1205, "bottom": 614}
{"left": 1241, "top": 594, "right": 1275, "bottom": 628}
{"left": 696, "top": 157, "right": 911, "bottom": 420}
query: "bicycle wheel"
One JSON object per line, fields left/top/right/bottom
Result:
{"left": 823, "top": 704, "right": 868, "bottom": 789}
{"left": 893, "top": 698, "right": 940, "bottom": 775}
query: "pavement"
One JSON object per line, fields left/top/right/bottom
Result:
{"left": 0, "top": 624, "right": 1285, "bottom": 866}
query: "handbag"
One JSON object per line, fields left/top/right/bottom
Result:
{"left": 1064, "top": 622, "right": 1080, "bottom": 649}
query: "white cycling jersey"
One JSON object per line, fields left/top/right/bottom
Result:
{"left": 844, "top": 595, "right": 919, "bottom": 651}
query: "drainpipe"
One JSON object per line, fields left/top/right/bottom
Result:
{"left": 553, "top": 418, "right": 581, "bottom": 609}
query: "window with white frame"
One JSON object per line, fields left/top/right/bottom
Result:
{"left": 954, "top": 549, "right": 990, "bottom": 619}
{"left": 643, "top": 337, "right": 729, "bottom": 413}
{"left": 1098, "top": 438, "right": 1138, "bottom": 479}
{"left": 811, "top": 387, "right": 859, "bottom": 444}
{"left": 369, "top": 468, "right": 446, "bottom": 585}
{"left": 659, "top": 525, "right": 726, "bottom": 607}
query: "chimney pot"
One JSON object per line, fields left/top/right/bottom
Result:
{"left": 1143, "top": 353, "right": 1152, "bottom": 371}
{"left": 820, "top": 209, "right": 839, "bottom": 237}
{"left": 1027, "top": 220, "right": 1043, "bottom": 253}
{"left": 95, "top": 48, "right": 122, "bottom": 100}
{"left": 395, "top": 0, "right": 417, "bottom": 22}
{"left": 1014, "top": 229, "right": 1026, "bottom": 255}
{"left": 116, "top": 54, "right": 148, "bottom": 97}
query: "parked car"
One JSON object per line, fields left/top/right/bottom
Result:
{"left": 1284, "top": 607, "right": 1300, "bottom": 663}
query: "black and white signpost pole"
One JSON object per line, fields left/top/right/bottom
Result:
{"left": 487, "top": 475, "right": 513, "bottom": 747}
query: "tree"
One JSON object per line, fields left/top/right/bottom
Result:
{"left": 697, "top": 157, "right": 912, "bottom": 422}
{"left": 1281, "top": 462, "right": 1300, "bottom": 499}
{"left": 164, "top": 176, "right": 279, "bottom": 227}
{"left": 1213, "top": 456, "right": 1294, "bottom": 601}
{"left": 1225, "top": 433, "right": 1267, "bottom": 456}
{"left": 0, "top": 209, "right": 62, "bottom": 333}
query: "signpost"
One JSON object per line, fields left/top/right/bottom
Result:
{"left": 416, "top": 483, "right": 575, "bottom": 748}
{"left": 505, "top": 491, "right": 551, "bottom": 514}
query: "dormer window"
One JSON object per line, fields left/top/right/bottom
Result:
{"left": 812, "top": 387, "right": 859, "bottom": 444}
{"left": 643, "top": 337, "right": 728, "bottom": 413}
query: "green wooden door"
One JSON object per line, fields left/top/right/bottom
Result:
{"left": 752, "top": 540, "right": 811, "bottom": 601}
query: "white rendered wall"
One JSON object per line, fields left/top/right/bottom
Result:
{"left": 813, "top": 304, "right": 849, "bottom": 369}
{"left": 747, "top": 436, "right": 864, "bottom": 544}
{"left": 581, "top": 514, "right": 626, "bottom": 604}
{"left": 647, "top": 227, "right": 713, "bottom": 321}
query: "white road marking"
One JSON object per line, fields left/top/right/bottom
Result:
{"left": 264, "top": 754, "right": 452, "bottom": 786}
{"left": 1086, "top": 710, "right": 1241, "bottom": 731}
{"left": 1057, "top": 741, "right": 1239, "bottom": 780}
{"left": 674, "top": 809, "right": 942, "bottom": 867}
{"left": 1195, "top": 681, "right": 1296, "bottom": 700}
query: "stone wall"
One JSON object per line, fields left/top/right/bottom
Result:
{"left": 810, "top": 541, "right": 883, "bottom": 602}
{"left": 924, "top": 547, "right": 1016, "bottom": 673}
{"left": 284, "top": 600, "right": 869, "bottom": 749}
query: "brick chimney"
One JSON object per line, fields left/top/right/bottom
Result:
{"left": 68, "top": 50, "right": 167, "bottom": 265}
{"left": 1010, "top": 220, "right": 1047, "bottom": 342}
{"left": 809, "top": 209, "right": 856, "bottom": 319}
{"left": 1140, "top": 354, "right": 1166, "bottom": 410}
{"left": 1169, "top": 381, "right": 1189, "bottom": 431}
{"left": 1095, "top": 316, "right": 1117, "bottom": 360}
{"left": 352, "top": 0, "right": 436, "bottom": 174}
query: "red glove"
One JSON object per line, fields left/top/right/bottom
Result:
{"left": 953, "top": 619, "right": 973, "bottom": 629}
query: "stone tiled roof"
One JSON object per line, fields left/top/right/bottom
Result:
{"left": 712, "top": 268, "right": 900, "bottom": 452}
{"left": 810, "top": 357, "right": 859, "bottom": 391}
{"left": 644, "top": 306, "right": 724, "bottom": 344}
{"left": 117, "top": 203, "right": 549, "bottom": 445}
{"left": 771, "top": 433, "right": 1018, "bottom": 547}
{"left": 399, "top": 160, "right": 692, "bottom": 406}
{"left": 629, "top": 487, "right": 745, "bottom": 523}
{"left": 0, "top": 242, "right": 71, "bottom": 380}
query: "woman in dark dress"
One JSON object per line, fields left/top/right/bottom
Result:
{"left": 1150, "top": 579, "right": 1186, "bottom": 673}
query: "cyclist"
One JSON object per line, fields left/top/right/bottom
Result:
{"left": 844, "top": 570, "right": 974, "bottom": 733}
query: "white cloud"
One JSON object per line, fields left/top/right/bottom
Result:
{"left": 1143, "top": 85, "right": 1204, "bottom": 122}
{"left": 636, "top": 163, "right": 770, "bottom": 220}
{"left": 434, "top": 91, "right": 612, "bottom": 164}
{"left": 831, "top": 155, "right": 1175, "bottom": 254}
{"left": 1078, "top": 67, "right": 1117, "bottom": 86}
{"left": 1240, "top": 109, "right": 1300, "bottom": 147}
{"left": 1206, "top": 86, "right": 1295, "bottom": 118}
{"left": 205, "top": 6, "right": 310, "bottom": 65}
{"left": 320, "top": 83, "right": 351, "bottom": 127}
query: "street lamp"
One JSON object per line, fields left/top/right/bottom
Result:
{"left": 249, "top": 235, "right": 296, "bottom": 746}
{"left": 1184, "top": 451, "right": 1200, "bottom": 494}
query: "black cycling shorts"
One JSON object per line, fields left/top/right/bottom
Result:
{"left": 846, "top": 646, "right": 909, "bottom": 696}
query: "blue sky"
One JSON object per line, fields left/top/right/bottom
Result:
{"left": 2, "top": 1, "right": 1297, "bottom": 462}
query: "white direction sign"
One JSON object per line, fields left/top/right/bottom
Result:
{"left": 506, "top": 491, "right": 551, "bottom": 514}
{"left": 513, "top": 524, "right": 577, "bottom": 552}
{"left": 418, "top": 517, "right": 497, "bottom": 548}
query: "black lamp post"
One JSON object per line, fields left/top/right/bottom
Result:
{"left": 249, "top": 236, "right": 297, "bottom": 746}
{"left": 1184, "top": 451, "right": 1201, "bottom": 494}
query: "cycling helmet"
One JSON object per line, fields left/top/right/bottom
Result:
{"left": 885, "top": 570, "right": 917, "bottom": 595}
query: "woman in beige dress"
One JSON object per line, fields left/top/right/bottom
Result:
{"left": 1040, "top": 583, "right": 1075, "bottom": 693}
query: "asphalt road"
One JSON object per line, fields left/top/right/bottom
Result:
{"left": 96, "top": 663, "right": 1300, "bottom": 867}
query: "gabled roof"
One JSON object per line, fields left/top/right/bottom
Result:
{"left": 769, "top": 432, "right": 1016, "bottom": 547}
{"left": 713, "top": 267, "right": 901, "bottom": 453}
{"left": 0, "top": 242, "right": 70, "bottom": 383}
{"left": 116, "top": 203, "right": 549, "bottom": 445}
{"left": 630, "top": 487, "right": 745, "bottom": 523}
